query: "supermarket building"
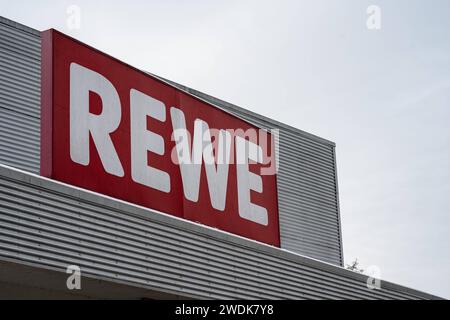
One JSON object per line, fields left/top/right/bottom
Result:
{"left": 0, "top": 15, "right": 440, "bottom": 299}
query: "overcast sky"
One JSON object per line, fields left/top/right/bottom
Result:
{"left": 1, "top": 0, "right": 449, "bottom": 298}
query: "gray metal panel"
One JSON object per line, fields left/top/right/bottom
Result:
{"left": 0, "top": 17, "right": 40, "bottom": 174}
{"left": 156, "top": 80, "right": 343, "bottom": 266}
{"left": 0, "top": 15, "right": 343, "bottom": 266}
{"left": 0, "top": 165, "right": 440, "bottom": 300}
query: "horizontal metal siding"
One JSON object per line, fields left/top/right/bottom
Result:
{"left": 0, "top": 165, "right": 438, "bottom": 300}
{"left": 0, "top": 18, "right": 40, "bottom": 174}
{"left": 168, "top": 86, "right": 343, "bottom": 266}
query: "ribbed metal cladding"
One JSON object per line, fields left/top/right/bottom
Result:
{"left": 0, "top": 17, "right": 40, "bottom": 174}
{"left": 0, "top": 165, "right": 439, "bottom": 300}
{"left": 157, "top": 83, "right": 343, "bottom": 266}
{"left": 0, "top": 16, "right": 343, "bottom": 266}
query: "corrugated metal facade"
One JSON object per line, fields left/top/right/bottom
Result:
{"left": 0, "top": 16, "right": 343, "bottom": 266}
{"left": 0, "top": 17, "right": 40, "bottom": 173}
{"left": 0, "top": 165, "right": 439, "bottom": 299}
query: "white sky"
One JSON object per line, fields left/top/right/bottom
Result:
{"left": 1, "top": 0, "right": 449, "bottom": 298}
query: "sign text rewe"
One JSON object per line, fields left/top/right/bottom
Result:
{"left": 41, "top": 30, "right": 280, "bottom": 246}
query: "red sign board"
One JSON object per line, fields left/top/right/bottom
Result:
{"left": 41, "top": 30, "right": 280, "bottom": 246}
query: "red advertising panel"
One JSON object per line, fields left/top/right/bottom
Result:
{"left": 41, "top": 30, "right": 280, "bottom": 246}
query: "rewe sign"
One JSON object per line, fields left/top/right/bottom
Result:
{"left": 41, "top": 30, "right": 280, "bottom": 246}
